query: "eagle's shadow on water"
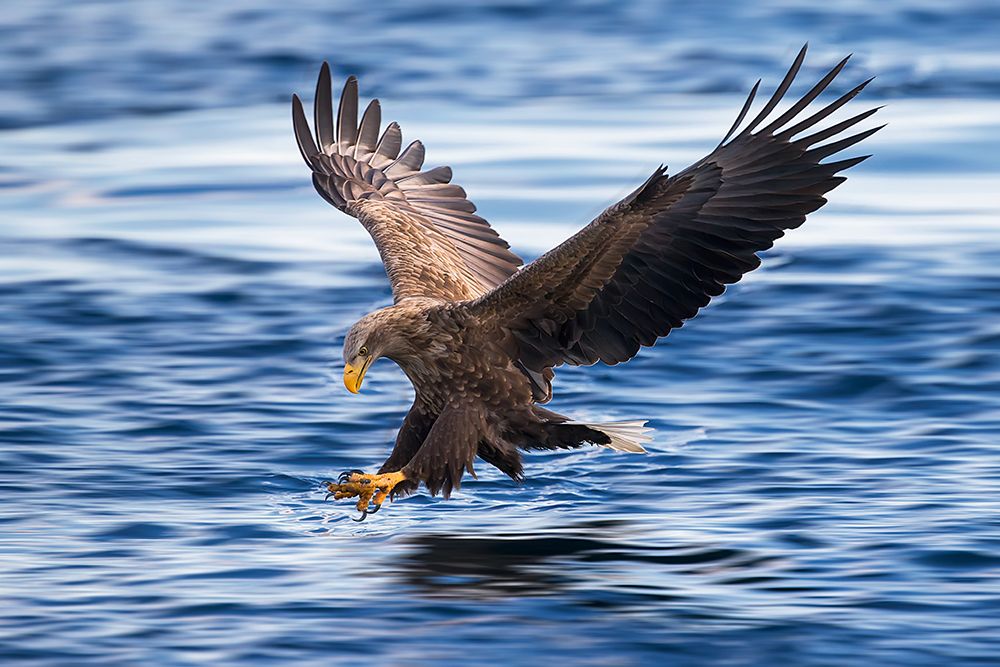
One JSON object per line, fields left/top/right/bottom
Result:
{"left": 391, "top": 520, "right": 774, "bottom": 603}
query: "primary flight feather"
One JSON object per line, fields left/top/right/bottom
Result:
{"left": 291, "top": 45, "right": 882, "bottom": 520}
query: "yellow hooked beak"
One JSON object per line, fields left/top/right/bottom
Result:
{"left": 343, "top": 357, "right": 371, "bottom": 394}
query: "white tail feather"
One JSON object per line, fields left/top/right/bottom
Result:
{"left": 570, "top": 420, "right": 653, "bottom": 453}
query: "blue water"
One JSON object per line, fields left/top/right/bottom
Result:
{"left": 3, "top": 2, "right": 1000, "bottom": 665}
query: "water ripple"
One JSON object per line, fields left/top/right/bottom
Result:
{"left": 2, "top": 7, "right": 1000, "bottom": 662}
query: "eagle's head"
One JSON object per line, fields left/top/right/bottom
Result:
{"left": 341, "top": 306, "right": 432, "bottom": 393}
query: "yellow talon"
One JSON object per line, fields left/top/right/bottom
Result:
{"left": 325, "top": 470, "right": 407, "bottom": 516}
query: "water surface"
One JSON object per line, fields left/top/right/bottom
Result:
{"left": 2, "top": 2, "right": 1000, "bottom": 665}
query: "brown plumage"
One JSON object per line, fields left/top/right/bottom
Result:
{"left": 292, "top": 45, "right": 882, "bottom": 514}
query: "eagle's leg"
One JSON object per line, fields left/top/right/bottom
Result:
{"left": 322, "top": 404, "right": 431, "bottom": 519}
{"left": 325, "top": 470, "right": 407, "bottom": 518}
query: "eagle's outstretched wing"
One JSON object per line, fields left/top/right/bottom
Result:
{"left": 292, "top": 63, "right": 522, "bottom": 302}
{"left": 471, "top": 45, "right": 883, "bottom": 401}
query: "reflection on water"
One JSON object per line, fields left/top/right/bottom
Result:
{"left": 400, "top": 523, "right": 631, "bottom": 598}
{"left": 398, "top": 523, "right": 778, "bottom": 603}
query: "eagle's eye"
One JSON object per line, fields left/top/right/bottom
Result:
{"left": 359, "top": 346, "right": 369, "bottom": 357}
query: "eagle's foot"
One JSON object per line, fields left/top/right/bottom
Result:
{"left": 324, "top": 470, "right": 407, "bottom": 521}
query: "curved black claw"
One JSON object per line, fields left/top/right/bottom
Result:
{"left": 351, "top": 509, "right": 369, "bottom": 522}
{"left": 368, "top": 503, "right": 381, "bottom": 514}
{"left": 338, "top": 469, "right": 365, "bottom": 484}
{"left": 324, "top": 491, "right": 334, "bottom": 501}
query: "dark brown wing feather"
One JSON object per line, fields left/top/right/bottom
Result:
{"left": 472, "top": 45, "right": 882, "bottom": 398}
{"left": 399, "top": 404, "right": 485, "bottom": 498}
{"left": 292, "top": 63, "right": 522, "bottom": 302}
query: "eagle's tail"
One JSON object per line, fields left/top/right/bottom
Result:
{"left": 528, "top": 406, "right": 653, "bottom": 453}
{"left": 571, "top": 420, "right": 652, "bottom": 453}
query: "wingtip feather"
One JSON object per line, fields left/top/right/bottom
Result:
{"left": 739, "top": 44, "right": 809, "bottom": 137}
{"left": 291, "top": 93, "right": 319, "bottom": 167}
{"left": 718, "top": 78, "right": 761, "bottom": 148}
{"left": 336, "top": 75, "right": 360, "bottom": 149}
